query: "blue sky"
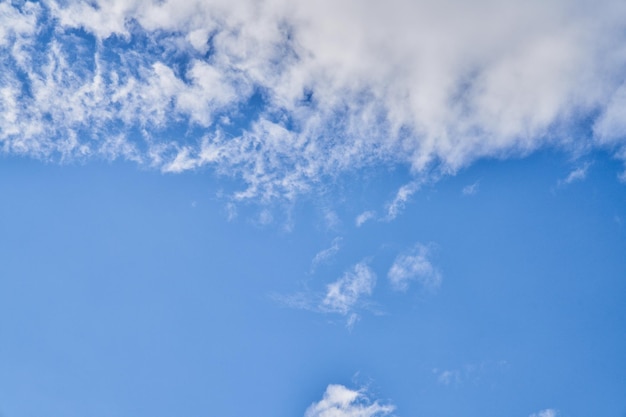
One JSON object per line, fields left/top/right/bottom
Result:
{"left": 1, "top": 1, "right": 626, "bottom": 417}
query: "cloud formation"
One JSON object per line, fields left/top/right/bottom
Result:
{"left": 355, "top": 211, "right": 376, "bottom": 227}
{"left": 433, "top": 360, "right": 509, "bottom": 387}
{"left": 388, "top": 243, "right": 442, "bottom": 291}
{"left": 529, "top": 409, "right": 558, "bottom": 417}
{"left": 2, "top": 0, "right": 626, "bottom": 201}
{"left": 311, "top": 237, "right": 342, "bottom": 272}
{"left": 305, "top": 384, "right": 394, "bottom": 417}
{"left": 435, "top": 369, "right": 461, "bottom": 385}
{"left": 384, "top": 181, "right": 424, "bottom": 221}
{"left": 462, "top": 181, "right": 480, "bottom": 196}
{"left": 322, "top": 262, "right": 376, "bottom": 316}
{"left": 558, "top": 162, "right": 591, "bottom": 185}
{"left": 274, "top": 260, "right": 376, "bottom": 328}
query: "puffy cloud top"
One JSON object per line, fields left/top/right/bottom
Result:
{"left": 2, "top": 0, "right": 626, "bottom": 199}
{"left": 305, "top": 384, "right": 394, "bottom": 417}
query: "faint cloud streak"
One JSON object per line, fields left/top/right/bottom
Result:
{"left": 462, "top": 181, "right": 480, "bottom": 196}
{"left": 529, "top": 409, "right": 558, "bottom": 417}
{"left": 384, "top": 180, "right": 423, "bottom": 221}
{"left": 558, "top": 162, "right": 591, "bottom": 186}
{"left": 274, "top": 260, "right": 376, "bottom": 329}
{"left": 310, "top": 237, "right": 342, "bottom": 272}
{"left": 355, "top": 210, "right": 376, "bottom": 227}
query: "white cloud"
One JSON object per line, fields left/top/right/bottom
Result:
{"left": 558, "top": 162, "right": 591, "bottom": 186}
{"left": 0, "top": 2, "right": 39, "bottom": 47}
{"left": 529, "top": 409, "right": 558, "bottom": 417}
{"left": 388, "top": 243, "right": 442, "bottom": 291}
{"left": 257, "top": 209, "right": 274, "bottom": 226}
{"left": 2, "top": 0, "right": 626, "bottom": 200}
{"left": 324, "top": 210, "right": 341, "bottom": 230}
{"left": 345, "top": 313, "right": 360, "bottom": 331}
{"left": 355, "top": 210, "right": 376, "bottom": 227}
{"left": 225, "top": 202, "right": 237, "bottom": 221}
{"left": 311, "top": 237, "right": 342, "bottom": 272}
{"left": 462, "top": 181, "right": 480, "bottom": 195}
{"left": 305, "top": 384, "right": 394, "bottom": 417}
{"left": 433, "top": 360, "right": 508, "bottom": 387}
{"left": 435, "top": 369, "right": 461, "bottom": 385}
{"left": 384, "top": 181, "right": 423, "bottom": 221}
{"left": 272, "top": 291, "right": 315, "bottom": 311}
{"left": 594, "top": 81, "right": 626, "bottom": 145}
{"left": 322, "top": 262, "right": 376, "bottom": 316}
{"left": 274, "top": 261, "right": 376, "bottom": 328}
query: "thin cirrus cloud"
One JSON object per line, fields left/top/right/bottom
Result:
{"left": 387, "top": 243, "right": 442, "bottom": 292}
{"left": 273, "top": 261, "right": 376, "bottom": 328}
{"left": 2, "top": 0, "right": 626, "bottom": 202}
{"left": 279, "top": 242, "right": 441, "bottom": 328}
{"left": 558, "top": 162, "right": 591, "bottom": 186}
{"left": 321, "top": 262, "right": 376, "bottom": 316}
{"left": 310, "top": 237, "right": 342, "bottom": 272}
{"left": 434, "top": 369, "right": 462, "bottom": 385}
{"left": 355, "top": 210, "right": 376, "bottom": 227}
{"left": 462, "top": 181, "right": 480, "bottom": 196}
{"left": 384, "top": 180, "right": 424, "bottom": 221}
{"left": 529, "top": 409, "right": 558, "bottom": 417}
{"left": 304, "top": 384, "right": 394, "bottom": 417}
{"left": 433, "top": 360, "right": 509, "bottom": 387}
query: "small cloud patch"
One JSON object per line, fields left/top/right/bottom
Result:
{"left": 322, "top": 262, "right": 376, "bottom": 317}
{"left": 355, "top": 210, "right": 376, "bottom": 227}
{"left": 388, "top": 243, "right": 442, "bottom": 292}
{"left": 558, "top": 162, "right": 591, "bottom": 186}
{"left": 311, "top": 237, "right": 342, "bottom": 272}
{"left": 305, "top": 384, "right": 394, "bottom": 417}
{"left": 462, "top": 181, "right": 480, "bottom": 196}
{"left": 529, "top": 409, "right": 558, "bottom": 417}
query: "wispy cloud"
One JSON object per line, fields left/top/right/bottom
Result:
{"left": 388, "top": 243, "right": 442, "bottom": 292}
{"left": 355, "top": 210, "right": 376, "bottom": 227}
{"left": 558, "top": 162, "right": 591, "bottom": 186}
{"left": 462, "top": 181, "right": 480, "bottom": 196}
{"left": 323, "top": 210, "right": 341, "bottom": 230}
{"left": 384, "top": 181, "right": 423, "bottom": 221}
{"left": 305, "top": 384, "right": 394, "bottom": 417}
{"left": 254, "top": 209, "right": 274, "bottom": 226}
{"left": 273, "top": 291, "right": 315, "bottom": 311}
{"left": 322, "top": 262, "right": 376, "bottom": 316}
{"left": 280, "top": 246, "right": 441, "bottom": 326}
{"left": 433, "top": 360, "right": 508, "bottom": 387}
{"left": 434, "top": 369, "right": 462, "bottom": 385}
{"left": 1, "top": 0, "right": 626, "bottom": 201}
{"left": 225, "top": 202, "right": 238, "bottom": 221}
{"left": 529, "top": 409, "right": 558, "bottom": 417}
{"left": 311, "top": 237, "right": 342, "bottom": 272}
{"left": 345, "top": 313, "right": 360, "bottom": 330}
{"left": 275, "top": 261, "right": 376, "bottom": 328}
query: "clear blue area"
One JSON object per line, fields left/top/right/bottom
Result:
{"left": 1, "top": 151, "right": 625, "bottom": 417}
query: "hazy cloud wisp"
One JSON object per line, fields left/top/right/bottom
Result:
{"left": 529, "top": 409, "right": 558, "bottom": 417}
{"left": 322, "top": 262, "right": 376, "bottom": 316}
{"left": 388, "top": 243, "right": 442, "bottom": 291}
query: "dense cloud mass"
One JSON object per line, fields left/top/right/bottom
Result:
{"left": 2, "top": 0, "right": 626, "bottom": 199}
